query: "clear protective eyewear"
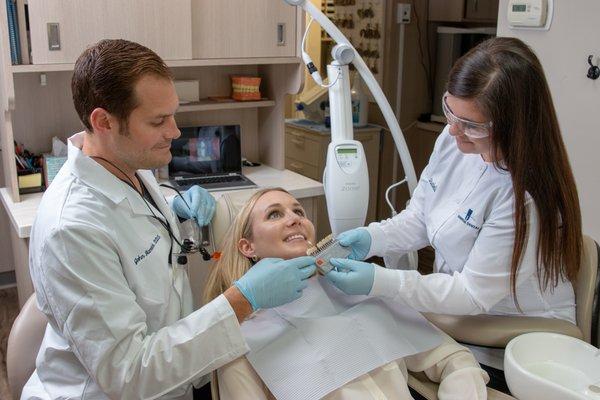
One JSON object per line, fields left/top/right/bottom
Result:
{"left": 442, "top": 92, "right": 492, "bottom": 139}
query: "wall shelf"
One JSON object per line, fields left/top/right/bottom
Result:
{"left": 0, "top": 0, "right": 308, "bottom": 309}
{"left": 11, "top": 57, "right": 302, "bottom": 74}
{"left": 177, "top": 99, "right": 275, "bottom": 113}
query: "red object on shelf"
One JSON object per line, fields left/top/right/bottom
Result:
{"left": 231, "top": 76, "right": 261, "bottom": 101}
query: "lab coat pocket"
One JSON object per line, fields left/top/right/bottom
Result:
{"left": 433, "top": 207, "right": 482, "bottom": 272}
{"left": 137, "top": 294, "right": 169, "bottom": 332}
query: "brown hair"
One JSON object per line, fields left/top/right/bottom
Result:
{"left": 447, "top": 37, "right": 582, "bottom": 303}
{"left": 71, "top": 39, "right": 172, "bottom": 132}
{"left": 203, "top": 188, "right": 291, "bottom": 304}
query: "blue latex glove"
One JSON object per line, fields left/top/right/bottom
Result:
{"left": 337, "top": 227, "right": 372, "bottom": 261}
{"left": 325, "top": 258, "right": 375, "bottom": 295}
{"left": 234, "top": 256, "right": 316, "bottom": 311}
{"left": 172, "top": 185, "right": 216, "bottom": 226}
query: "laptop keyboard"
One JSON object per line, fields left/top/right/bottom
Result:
{"left": 181, "top": 175, "right": 245, "bottom": 186}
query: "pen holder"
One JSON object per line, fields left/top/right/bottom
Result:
{"left": 18, "top": 168, "right": 44, "bottom": 194}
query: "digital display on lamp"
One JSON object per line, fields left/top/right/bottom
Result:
{"left": 512, "top": 4, "right": 527, "bottom": 12}
{"left": 337, "top": 148, "right": 357, "bottom": 154}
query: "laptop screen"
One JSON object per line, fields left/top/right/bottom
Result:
{"left": 169, "top": 125, "right": 242, "bottom": 178}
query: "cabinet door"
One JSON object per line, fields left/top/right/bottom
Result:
{"left": 428, "top": 0, "right": 465, "bottom": 22}
{"left": 192, "top": 0, "right": 297, "bottom": 59}
{"left": 28, "top": 0, "right": 192, "bottom": 64}
{"left": 464, "top": 0, "right": 499, "bottom": 21}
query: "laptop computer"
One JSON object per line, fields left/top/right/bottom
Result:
{"left": 168, "top": 125, "right": 257, "bottom": 192}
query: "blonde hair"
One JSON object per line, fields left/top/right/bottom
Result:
{"left": 203, "top": 187, "right": 291, "bottom": 304}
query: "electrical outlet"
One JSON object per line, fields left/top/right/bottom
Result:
{"left": 398, "top": 3, "right": 411, "bottom": 24}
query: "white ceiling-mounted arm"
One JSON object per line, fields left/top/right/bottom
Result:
{"left": 285, "top": 0, "right": 418, "bottom": 195}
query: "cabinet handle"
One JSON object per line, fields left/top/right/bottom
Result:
{"left": 291, "top": 138, "right": 305, "bottom": 146}
{"left": 47, "top": 23, "right": 61, "bottom": 51}
{"left": 277, "top": 23, "right": 286, "bottom": 46}
{"left": 290, "top": 162, "right": 304, "bottom": 171}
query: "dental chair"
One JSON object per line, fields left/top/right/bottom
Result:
{"left": 6, "top": 293, "right": 47, "bottom": 400}
{"left": 208, "top": 190, "right": 517, "bottom": 400}
{"left": 408, "top": 235, "right": 600, "bottom": 399}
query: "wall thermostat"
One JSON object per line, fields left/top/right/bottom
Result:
{"left": 507, "top": 0, "right": 553, "bottom": 30}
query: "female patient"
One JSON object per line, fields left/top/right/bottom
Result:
{"left": 204, "top": 188, "right": 488, "bottom": 400}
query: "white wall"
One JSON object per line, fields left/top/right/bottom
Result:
{"left": 497, "top": 0, "right": 600, "bottom": 242}
{"left": 0, "top": 151, "right": 15, "bottom": 273}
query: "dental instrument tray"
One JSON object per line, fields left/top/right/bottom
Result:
{"left": 307, "top": 234, "right": 351, "bottom": 274}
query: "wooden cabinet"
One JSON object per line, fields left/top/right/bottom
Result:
{"left": 0, "top": 2, "right": 308, "bottom": 305}
{"left": 465, "top": 0, "right": 500, "bottom": 20}
{"left": 429, "top": 0, "right": 499, "bottom": 22}
{"left": 191, "top": 0, "right": 298, "bottom": 59}
{"left": 27, "top": 0, "right": 193, "bottom": 63}
{"left": 1, "top": 2, "right": 305, "bottom": 203}
{"left": 285, "top": 121, "right": 381, "bottom": 239}
{"left": 25, "top": 0, "right": 300, "bottom": 64}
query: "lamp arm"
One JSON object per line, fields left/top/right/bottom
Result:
{"left": 286, "top": 0, "right": 418, "bottom": 194}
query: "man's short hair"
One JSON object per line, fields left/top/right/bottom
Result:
{"left": 71, "top": 39, "right": 173, "bottom": 132}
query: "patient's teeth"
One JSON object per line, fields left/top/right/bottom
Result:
{"left": 285, "top": 234, "right": 305, "bottom": 242}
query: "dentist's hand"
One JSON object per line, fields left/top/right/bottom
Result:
{"left": 325, "top": 258, "right": 374, "bottom": 295}
{"left": 337, "top": 228, "right": 372, "bottom": 260}
{"left": 234, "top": 256, "right": 316, "bottom": 311}
{"left": 172, "top": 185, "right": 216, "bottom": 226}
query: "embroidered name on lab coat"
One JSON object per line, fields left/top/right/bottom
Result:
{"left": 428, "top": 178, "right": 437, "bottom": 192}
{"left": 457, "top": 209, "right": 481, "bottom": 230}
{"left": 134, "top": 235, "right": 161, "bottom": 265}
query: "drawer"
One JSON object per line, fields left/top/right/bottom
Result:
{"left": 285, "top": 158, "right": 321, "bottom": 181}
{"left": 285, "top": 131, "right": 321, "bottom": 167}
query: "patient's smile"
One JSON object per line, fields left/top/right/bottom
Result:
{"left": 284, "top": 234, "right": 306, "bottom": 243}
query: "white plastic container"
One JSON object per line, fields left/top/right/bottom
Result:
{"left": 505, "top": 332, "right": 600, "bottom": 400}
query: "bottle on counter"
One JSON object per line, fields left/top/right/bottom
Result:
{"left": 351, "top": 73, "right": 369, "bottom": 128}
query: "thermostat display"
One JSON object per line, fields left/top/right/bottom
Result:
{"left": 507, "top": 0, "right": 549, "bottom": 28}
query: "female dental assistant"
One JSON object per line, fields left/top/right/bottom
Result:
{"left": 325, "top": 37, "right": 583, "bottom": 377}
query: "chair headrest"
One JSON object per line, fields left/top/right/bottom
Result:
{"left": 211, "top": 189, "right": 261, "bottom": 250}
{"left": 574, "top": 234, "right": 599, "bottom": 343}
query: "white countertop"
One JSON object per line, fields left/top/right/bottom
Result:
{"left": 1, "top": 165, "right": 324, "bottom": 239}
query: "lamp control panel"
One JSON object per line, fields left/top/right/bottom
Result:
{"left": 335, "top": 144, "right": 362, "bottom": 174}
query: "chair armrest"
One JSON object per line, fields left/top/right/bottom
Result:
{"left": 408, "top": 372, "right": 516, "bottom": 399}
{"left": 423, "top": 313, "right": 583, "bottom": 348}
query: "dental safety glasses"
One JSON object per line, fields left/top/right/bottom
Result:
{"left": 442, "top": 92, "right": 493, "bottom": 139}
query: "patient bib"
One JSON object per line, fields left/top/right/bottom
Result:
{"left": 241, "top": 276, "right": 443, "bottom": 400}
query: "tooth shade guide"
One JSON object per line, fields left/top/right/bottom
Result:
{"left": 306, "top": 234, "right": 351, "bottom": 275}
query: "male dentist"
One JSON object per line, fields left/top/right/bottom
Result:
{"left": 23, "top": 39, "right": 315, "bottom": 400}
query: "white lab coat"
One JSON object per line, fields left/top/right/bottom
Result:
{"left": 367, "top": 126, "right": 575, "bottom": 321}
{"left": 22, "top": 132, "right": 249, "bottom": 400}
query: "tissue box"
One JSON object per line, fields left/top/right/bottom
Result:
{"left": 174, "top": 80, "right": 200, "bottom": 103}
{"left": 43, "top": 154, "right": 67, "bottom": 187}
